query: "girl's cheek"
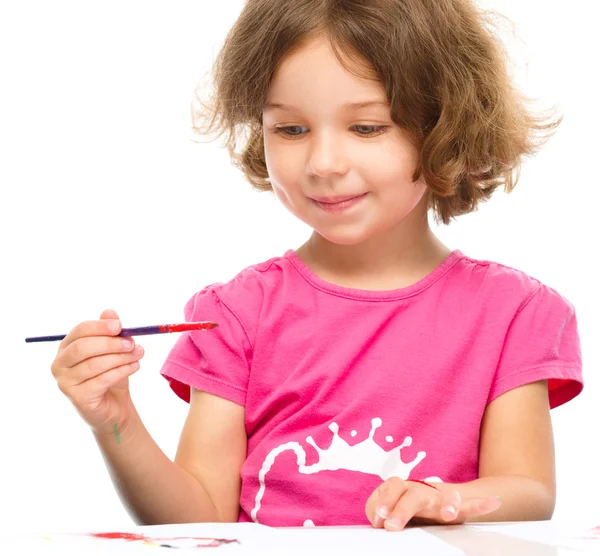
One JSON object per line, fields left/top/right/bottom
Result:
{"left": 267, "top": 151, "right": 303, "bottom": 184}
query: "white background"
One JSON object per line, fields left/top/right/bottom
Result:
{"left": 1, "top": 0, "right": 598, "bottom": 533}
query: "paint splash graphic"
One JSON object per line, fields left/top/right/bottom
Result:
{"left": 251, "top": 417, "right": 441, "bottom": 524}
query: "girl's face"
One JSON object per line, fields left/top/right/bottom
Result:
{"left": 262, "top": 36, "right": 428, "bottom": 247}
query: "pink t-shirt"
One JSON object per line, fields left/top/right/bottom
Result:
{"left": 160, "top": 249, "right": 583, "bottom": 527}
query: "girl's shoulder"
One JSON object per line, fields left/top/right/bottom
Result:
{"left": 453, "top": 251, "right": 575, "bottom": 313}
{"left": 207, "top": 250, "right": 294, "bottom": 296}
{"left": 183, "top": 251, "right": 296, "bottom": 319}
{"left": 178, "top": 253, "right": 292, "bottom": 349}
{"left": 458, "top": 250, "right": 542, "bottom": 282}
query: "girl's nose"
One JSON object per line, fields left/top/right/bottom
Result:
{"left": 306, "top": 132, "right": 349, "bottom": 177}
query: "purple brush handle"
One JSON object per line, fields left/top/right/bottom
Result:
{"left": 25, "top": 325, "right": 162, "bottom": 342}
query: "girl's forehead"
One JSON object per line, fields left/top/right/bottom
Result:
{"left": 274, "top": 36, "right": 374, "bottom": 81}
{"left": 267, "top": 37, "right": 384, "bottom": 104}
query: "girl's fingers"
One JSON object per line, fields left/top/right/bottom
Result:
{"left": 384, "top": 485, "right": 438, "bottom": 531}
{"left": 59, "top": 318, "right": 122, "bottom": 350}
{"left": 58, "top": 335, "right": 137, "bottom": 370}
{"left": 368, "top": 477, "right": 409, "bottom": 527}
{"left": 436, "top": 489, "right": 462, "bottom": 522}
{"left": 58, "top": 346, "right": 145, "bottom": 389}
{"left": 70, "top": 361, "right": 142, "bottom": 406}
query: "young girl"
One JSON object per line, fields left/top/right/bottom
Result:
{"left": 50, "top": 0, "right": 583, "bottom": 531}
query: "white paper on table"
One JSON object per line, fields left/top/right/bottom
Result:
{"left": 6, "top": 521, "right": 600, "bottom": 555}
{"left": 469, "top": 520, "right": 600, "bottom": 553}
{"left": 0, "top": 523, "right": 463, "bottom": 555}
{"left": 0, "top": 523, "right": 274, "bottom": 555}
{"left": 266, "top": 525, "right": 464, "bottom": 555}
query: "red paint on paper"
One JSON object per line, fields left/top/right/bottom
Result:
{"left": 87, "top": 531, "right": 239, "bottom": 548}
{"left": 89, "top": 532, "right": 145, "bottom": 541}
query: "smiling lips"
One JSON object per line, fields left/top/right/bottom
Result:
{"left": 311, "top": 193, "right": 368, "bottom": 213}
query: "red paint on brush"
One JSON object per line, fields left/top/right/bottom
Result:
{"left": 159, "top": 322, "right": 217, "bottom": 333}
{"left": 167, "top": 322, "right": 218, "bottom": 332}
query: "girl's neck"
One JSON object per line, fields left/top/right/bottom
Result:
{"left": 296, "top": 226, "right": 452, "bottom": 292}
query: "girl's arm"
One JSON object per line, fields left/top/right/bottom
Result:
{"left": 439, "top": 379, "right": 555, "bottom": 521}
{"left": 94, "top": 388, "right": 246, "bottom": 525}
{"left": 366, "top": 380, "right": 555, "bottom": 528}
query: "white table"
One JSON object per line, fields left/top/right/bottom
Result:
{"left": 2, "top": 520, "right": 599, "bottom": 554}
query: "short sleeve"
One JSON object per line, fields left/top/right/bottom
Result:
{"left": 488, "top": 283, "right": 583, "bottom": 409}
{"left": 160, "top": 285, "right": 253, "bottom": 406}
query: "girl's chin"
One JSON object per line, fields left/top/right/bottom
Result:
{"left": 310, "top": 227, "right": 374, "bottom": 247}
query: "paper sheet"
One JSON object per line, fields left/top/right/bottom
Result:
{"left": 471, "top": 520, "right": 600, "bottom": 554}
{"left": 271, "top": 525, "right": 463, "bottom": 555}
{"left": 0, "top": 523, "right": 462, "bottom": 555}
{"left": 0, "top": 523, "right": 270, "bottom": 555}
{"left": 4, "top": 521, "right": 599, "bottom": 555}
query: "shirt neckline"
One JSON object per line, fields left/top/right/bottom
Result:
{"left": 284, "top": 248, "right": 464, "bottom": 301}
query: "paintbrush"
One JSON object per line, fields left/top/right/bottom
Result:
{"left": 25, "top": 322, "right": 218, "bottom": 343}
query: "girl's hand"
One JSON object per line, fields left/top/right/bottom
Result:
{"left": 50, "top": 309, "right": 145, "bottom": 436}
{"left": 365, "top": 477, "right": 502, "bottom": 531}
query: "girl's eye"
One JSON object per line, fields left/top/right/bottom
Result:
{"left": 353, "top": 125, "right": 388, "bottom": 137}
{"left": 274, "top": 126, "right": 308, "bottom": 138}
{"left": 272, "top": 125, "right": 389, "bottom": 139}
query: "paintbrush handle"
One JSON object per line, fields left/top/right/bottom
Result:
{"left": 119, "top": 325, "right": 171, "bottom": 337}
{"left": 25, "top": 334, "right": 68, "bottom": 343}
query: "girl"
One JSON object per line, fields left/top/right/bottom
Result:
{"left": 50, "top": 0, "right": 583, "bottom": 531}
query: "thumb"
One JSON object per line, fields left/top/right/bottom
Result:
{"left": 100, "top": 308, "right": 120, "bottom": 321}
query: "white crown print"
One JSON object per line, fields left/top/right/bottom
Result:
{"left": 251, "top": 417, "right": 438, "bottom": 522}
{"left": 300, "top": 418, "right": 426, "bottom": 480}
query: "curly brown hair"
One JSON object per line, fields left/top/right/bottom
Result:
{"left": 192, "top": 0, "right": 561, "bottom": 224}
